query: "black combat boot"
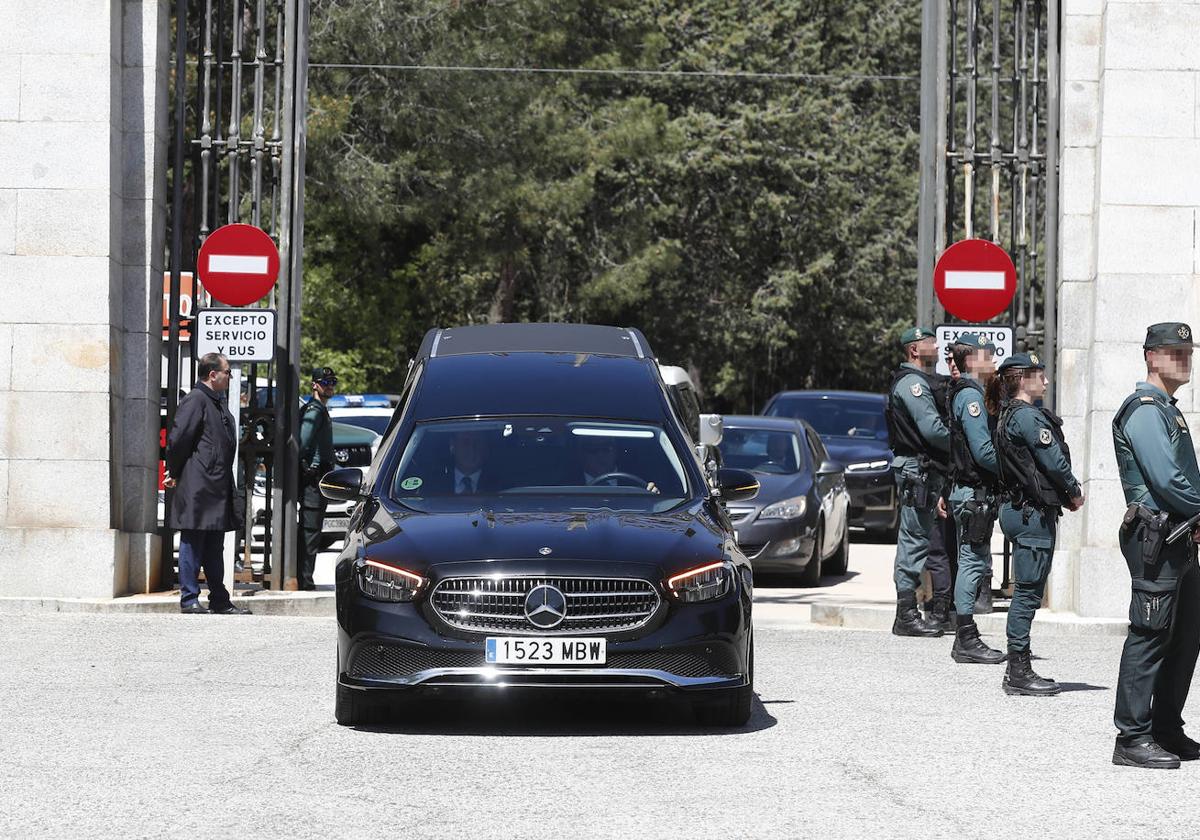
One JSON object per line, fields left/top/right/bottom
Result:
{"left": 924, "top": 594, "right": 954, "bottom": 632}
{"left": 1002, "top": 648, "right": 1061, "bottom": 696}
{"left": 1112, "top": 738, "right": 1181, "bottom": 769}
{"left": 974, "top": 582, "right": 994, "bottom": 615}
{"left": 892, "top": 591, "right": 944, "bottom": 637}
{"left": 950, "top": 616, "right": 1006, "bottom": 664}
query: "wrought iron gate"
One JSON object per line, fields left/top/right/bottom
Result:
{"left": 164, "top": 0, "right": 310, "bottom": 589}
{"left": 917, "top": 0, "right": 1059, "bottom": 405}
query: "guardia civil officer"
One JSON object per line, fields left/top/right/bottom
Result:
{"left": 885, "top": 327, "right": 951, "bottom": 637}
{"left": 945, "top": 334, "right": 1005, "bottom": 664}
{"left": 297, "top": 366, "right": 337, "bottom": 591}
{"left": 988, "top": 353, "right": 1084, "bottom": 695}
{"left": 1111, "top": 323, "right": 1200, "bottom": 770}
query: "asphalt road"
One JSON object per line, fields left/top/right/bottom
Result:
{"left": 3, "top": 611, "right": 1199, "bottom": 839}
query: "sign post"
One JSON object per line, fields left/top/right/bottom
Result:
{"left": 934, "top": 239, "right": 1018, "bottom": 322}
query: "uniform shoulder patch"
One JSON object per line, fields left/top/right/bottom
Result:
{"left": 967, "top": 401, "right": 982, "bottom": 418}
{"left": 1038, "top": 428, "right": 1052, "bottom": 446}
{"left": 910, "top": 383, "right": 923, "bottom": 398}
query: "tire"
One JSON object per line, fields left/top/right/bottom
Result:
{"left": 797, "top": 522, "right": 823, "bottom": 587}
{"left": 692, "top": 635, "right": 754, "bottom": 727}
{"left": 825, "top": 523, "right": 850, "bottom": 576}
{"left": 335, "top": 682, "right": 389, "bottom": 726}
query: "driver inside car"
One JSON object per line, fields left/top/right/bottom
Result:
{"left": 577, "top": 438, "right": 621, "bottom": 486}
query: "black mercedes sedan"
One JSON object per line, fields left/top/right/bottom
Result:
{"left": 717, "top": 416, "right": 850, "bottom": 585}
{"left": 762, "top": 390, "right": 898, "bottom": 538}
{"left": 323, "top": 323, "right": 760, "bottom": 727}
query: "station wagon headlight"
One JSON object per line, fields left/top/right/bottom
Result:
{"left": 667, "top": 561, "right": 733, "bottom": 603}
{"left": 845, "top": 460, "right": 889, "bottom": 472}
{"left": 357, "top": 558, "right": 426, "bottom": 603}
{"left": 758, "top": 496, "right": 808, "bottom": 520}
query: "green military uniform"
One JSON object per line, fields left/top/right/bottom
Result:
{"left": 992, "top": 353, "right": 1081, "bottom": 695}
{"left": 298, "top": 367, "right": 336, "bottom": 590}
{"left": 1112, "top": 323, "right": 1200, "bottom": 769}
{"left": 945, "top": 334, "right": 1006, "bottom": 664}
{"left": 885, "top": 327, "right": 951, "bottom": 636}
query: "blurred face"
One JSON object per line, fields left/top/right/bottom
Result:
{"left": 909, "top": 337, "right": 939, "bottom": 369}
{"left": 1149, "top": 346, "right": 1193, "bottom": 387}
{"left": 1023, "top": 369, "right": 1048, "bottom": 401}
{"left": 966, "top": 349, "right": 996, "bottom": 381}
{"left": 452, "top": 432, "right": 488, "bottom": 474}
{"left": 766, "top": 435, "right": 792, "bottom": 463}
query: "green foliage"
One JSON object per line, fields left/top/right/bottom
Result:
{"left": 303, "top": 0, "right": 921, "bottom": 411}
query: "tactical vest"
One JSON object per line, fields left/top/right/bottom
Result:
{"left": 884, "top": 366, "right": 950, "bottom": 471}
{"left": 1112, "top": 390, "right": 1165, "bottom": 507}
{"left": 947, "top": 378, "right": 994, "bottom": 489}
{"left": 994, "top": 400, "right": 1072, "bottom": 511}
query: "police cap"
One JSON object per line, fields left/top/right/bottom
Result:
{"left": 1143, "top": 322, "right": 1194, "bottom": 350}
{"left": 997, "top": 352, "right": 1045, "bottom": 372}
{"left": 952, "top": 332, "right": 997, "bottom": 352}
{"left": 900, "top": 327, "right": 936, "bottom": 345}
{"left": 310, "top": 366, "right": 338, "bottom": 384}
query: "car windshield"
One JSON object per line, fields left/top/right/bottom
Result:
{"left": 767, "top": 396, "right": 887, "bottom": 441}
{"left": 333, "top": 413, "right": 391, "bottom": 436}
{"left": 718, "top": 428, "right": 803, "bottom": 474}
{"left": 389, "top": 417, "right": 692, "bottom": 513}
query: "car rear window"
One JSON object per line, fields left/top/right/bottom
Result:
{"left": 766, "top": 396, "right": 887, "bottom": 441}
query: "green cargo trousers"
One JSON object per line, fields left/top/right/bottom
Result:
{"left": 893, "top": 458, "right": 944, "bottom": 594}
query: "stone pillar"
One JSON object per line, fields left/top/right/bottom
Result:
{"left": 0, "top": 1, "right": 168, "bottom": 598}
{"left": 1055, "top": 0, "right": 1200, "bottom": 617}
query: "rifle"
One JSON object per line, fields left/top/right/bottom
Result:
{"left": 1165, "top": 510, "right": 1200, "bottom": 544}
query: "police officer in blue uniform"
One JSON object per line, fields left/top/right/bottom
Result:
{"left": 945, "top": 333, "right": 1006, "bottom": 664}
{"left": 885, "top": 327, "right": 951, "bottom": 636}
{"left": 989, "top": 352, "right": 1084, "bottom": 695}
{"left": 1111, "top": 323, "right": 1200, "bottom": 770}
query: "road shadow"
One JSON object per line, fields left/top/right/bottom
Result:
{"left": 851, "top": 529, "right": 898, "bottom": 545}
{"left": 1056, "top": 682, "right": 1109, "bottom": 693}
{"left": 754, "top": 570, "right": 861, "bottom": 591}
{"left": 351, "top": 690, "right": 778, "bottom": 737}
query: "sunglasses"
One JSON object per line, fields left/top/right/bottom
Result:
{"left": 315, "top": 378, "right": 337, "bottom": 386}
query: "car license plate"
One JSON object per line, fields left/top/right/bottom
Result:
{"left": 485, "top": 637, "right": 606, "bottom": 665}
{"left": 323, "top": 516, "right": 350, "bottom": 531}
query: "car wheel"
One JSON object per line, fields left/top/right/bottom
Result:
{"left": 825, "top": 524, "right": 850, "bottom": 576}
{"left": 693, "top": 636, "right": 753, "bottom": 727}
{"left": 335, "top": 682, "right": 388, "bottom": 726}
{"left": 797, "top": 521, "right": 823, "bottom": 587}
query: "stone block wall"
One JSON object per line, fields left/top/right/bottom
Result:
{"left": 0, "top": 1, "right": 168, "bottom": 597}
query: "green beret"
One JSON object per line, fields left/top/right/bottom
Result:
{"left": 900, "top": 327, "right": 936, "bottom": 345}
{"left": 951, "top": 332, "right": 997, "bottom": 352}
{"left": 1143, "top": 322, "right": 1194, "bottom": 349}
{"left": 997, "top": 352, "right": 1045, "bottom": 372}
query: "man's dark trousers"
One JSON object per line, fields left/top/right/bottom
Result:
{"left": 297, "top": 484, "right": 326, "bottom": 589}
{"left": 179, "top": 529, "right": 232, "bottom": 608}
{"left": 1114, "top": 534, "right": 1200, "bottom": 743}
{"left": 926, "top": 499, "right": 957, "bottom": 601}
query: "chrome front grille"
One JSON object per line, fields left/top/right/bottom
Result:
{"left": 431, "top": 576, "right": 661, "bottom": 635}
{"left": 727, "top": 507, "right": 755, "bottom": 524}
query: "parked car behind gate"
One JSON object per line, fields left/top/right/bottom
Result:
{"left": 717, "top": 415, "right": 850, "bottom": 586}
{"left": 762, "top": 390, "right": 898, "bottom": 539}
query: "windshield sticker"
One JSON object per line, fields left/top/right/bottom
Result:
{"left": 400, "top": 476, "right": 423, "bottom": 491}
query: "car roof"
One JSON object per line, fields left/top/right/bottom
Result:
{"left": 722, "top": 415, "right": 808, "bottom": 433}
{"left": 767, "top": 390, "right": 884, "bottom": 403}
{"left": 329, "top": 406, "right": 393, "bottom": 414}
{"left": 413, "top": 352, "right": 666, "bottom": 422}
{"left": 417, "top": 323, "right": 653, "bottom": 360}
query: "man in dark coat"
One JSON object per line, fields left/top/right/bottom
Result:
{"left": 297, "top": 366, "right": 337, "bottom": 590}
{"left": 164, "top": 352, "right": 252, "bottom": 615}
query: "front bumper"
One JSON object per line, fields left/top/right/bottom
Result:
{"left": 732, "top": 516, "right": 816, "bottom": 571}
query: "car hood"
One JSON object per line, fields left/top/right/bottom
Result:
{"left": 359, "top": 502, "right": 729, "bottom": 579}
{"left": 820, "top": 437, "right": 892, "bottom": 466}
{"left": 743, "top": 472, "right": 810, "bottom": 507}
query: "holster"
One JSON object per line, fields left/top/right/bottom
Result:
{"left": 1125, "top": 503, "right": 1170, "bottom": 567}
{"left": 901, "top": 470, "right": 930, "bottom": 509}
{"left": 961, "top": 489, "right": 996, "bottom": 545}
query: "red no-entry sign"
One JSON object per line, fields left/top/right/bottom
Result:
{"left": 197, "top": 223, "right": 280, "bottom": 307}
{"left": 934, "top": 239, "right": 1017, "bottom": 322}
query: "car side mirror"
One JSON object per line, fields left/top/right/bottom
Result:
{"left": 817, "top": 459, "right": 844, "bottom": 475}
{"left": 698, "top": 413, "right": 723, "bottom": 447}
{"left": 320, "top": 467, "right": 366, "bottom": 502}
{"left": 717, "top": 468, "right": 759, "bottom": 503}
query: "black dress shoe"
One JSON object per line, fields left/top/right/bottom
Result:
{"left": 1154, "top": 731, "right": 1200, "bottom": 761}
{"left": 1113, "top": 738, "right": 1180, "bottom": 769}
{"left": 209, "top": 603, "right": 253, "bottom": 615}
{"left": 180, "top": 602, "right": 209, "bottom": 614}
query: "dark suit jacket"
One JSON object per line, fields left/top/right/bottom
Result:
{"left": 166, "top": 381, "right": 237, "bottom": 531}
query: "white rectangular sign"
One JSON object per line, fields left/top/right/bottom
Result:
{"left": 943, "top": 270, "right": 1007, "bottom": 290}
{"left": 194, "top": 308, "right": 277, "bottom": 363}
{"left": 935, "top": 323, "right": 1014, "bottom": 376}
{"left": 207, "top": 254, "right": 270, "bottom": 274}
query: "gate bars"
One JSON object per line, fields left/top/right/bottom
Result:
{"left": 917, "top": 0, "right": 1059, "bottom": 408}
{"left": 165, "top": 0, "right": 309, "bottom": 589}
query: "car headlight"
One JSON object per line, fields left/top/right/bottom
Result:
{"left": 845, "top": 460, "right": 889, "bottom": 473}
{"left": 357, "top": 558, "right": 427, "bottom": 603}
{"left": 759, "top": 495, "right": 808, "bottom": 520}
{"left": 667, "top": 561, "right": 734, "bottom": 603}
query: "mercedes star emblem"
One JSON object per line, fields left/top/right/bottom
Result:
{"left": 524, "top": 584, "right": 567, "bottom": 629}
